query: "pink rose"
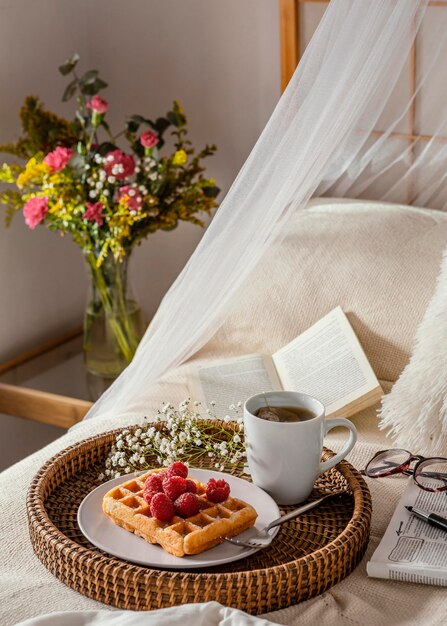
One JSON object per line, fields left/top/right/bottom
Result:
{"left": 23, "top": 196, "right": 49, "bottom": 229}
{"left": 43, "top": 146, "right": 74, "bottom": 172}
{"left": 104, "top": 150, "right": 135, "bottom": 180}
{"left": 86, "top": 96, "right": 109, "bottom": 114}
{"left": 84, "top": 201, "right": 105, "bottom": 226}
{"left": 118, "top": 185, "right": 143, "bottom": 212}
{"left": 140, "top": 130, "right": 159, "bottom": 149}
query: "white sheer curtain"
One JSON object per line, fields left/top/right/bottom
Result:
{"left": 86, "top": 0, "right": 431, "bottom": 422}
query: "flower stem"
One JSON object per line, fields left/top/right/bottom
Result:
{"left": 85, "top": 251, "right": 135, "bottom": 364}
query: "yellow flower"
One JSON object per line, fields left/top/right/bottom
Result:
{"left": 16, "top": 157, "right": 50, "bottom": 188}
{"left": 172, "top": 149, "right": 187, "bottom": 166}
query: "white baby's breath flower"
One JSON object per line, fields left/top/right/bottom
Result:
{"left": 100, "top": 398, "right": 246, "bottom": 478}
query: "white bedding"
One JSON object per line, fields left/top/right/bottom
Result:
{"left": 3, "top": 199, "right": 447, "bottom": 625}
{"left": 3, "top": 391, "right": 446, "bottom": 626}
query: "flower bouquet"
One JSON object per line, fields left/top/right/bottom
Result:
{"left": 0, "top": 53, "right": 219, "bottom": 383}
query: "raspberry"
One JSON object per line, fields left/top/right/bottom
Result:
{"left": 206, "top": 478, "right": 230, "bottom": 503}
{"left": 174, "top": 492, "right": 201, "bottom": 518}
{"left": 166, "top": 461, "right": 188, "bottom": 478}
{"left": 143, "top": 474, "right": 164, "bottom": 504}
{"left": 150, "top": 492, "right": 175, "bottom": 522}
{"left": 162, "top": 475, "right": 187, "bottom": 501}
{"left": 185, "top": 479, "right": 197, "bottom": 494}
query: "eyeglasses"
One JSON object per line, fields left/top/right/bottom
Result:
{"left": 362, "top": 449, "right": 447, "bottom": 492}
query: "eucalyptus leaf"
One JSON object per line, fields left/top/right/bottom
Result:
{"left": 130, "top": 114, "right": 146, "bottom": 124}
{"left": 81, "top": 77, "right": 108, "bottom": 95}
{"left": 58, "top": 53, "right": 80, "bottom": 76}
{"left": 154, "top": 117, "right": 170, "bottom": 135}
{"left": 127, "top": 120, "right": 140, "bottom": 133}
{"left": 79, "top": 69, "right": 98, "bottom": 85}
{"left": 62, "top": 79, "right": 78, "bottom": 101}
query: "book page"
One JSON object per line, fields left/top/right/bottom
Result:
{"left": 272, "top": 307, "right": 381, "bottom": 417}
{"left": 187, "top": 354, "right": 282, "bottom": 418}
{"left": 367, "top": 479, "right": 447, "bottom": 585}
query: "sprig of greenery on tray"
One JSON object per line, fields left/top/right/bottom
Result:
{"left": 100, "top": 400, "right": 246, "bottom": 480}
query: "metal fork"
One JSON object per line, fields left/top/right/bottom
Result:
{"left": 224, "top": 492, "right": 343, "bottom": 549}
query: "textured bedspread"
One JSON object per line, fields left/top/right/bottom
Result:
{"left": 3, "top": 199, "right": 447, "bottom": 625}
{"left": 2, "top": 372, "right": 446, "bottom": 626}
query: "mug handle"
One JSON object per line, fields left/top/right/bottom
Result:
{"left": 319, "top": 418, "right": 357, "bottom": 474}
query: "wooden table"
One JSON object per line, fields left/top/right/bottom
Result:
{"left": 0, "top": 328, "right": 93, "bottom": 429}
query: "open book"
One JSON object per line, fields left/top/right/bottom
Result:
{"left": 188, "top": 306, "right": 383, "bottom": 418}
{"left": 367, "top": 479, "right": 447, "bottom": 586}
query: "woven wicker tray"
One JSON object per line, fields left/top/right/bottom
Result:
{"left": 27, "top": 423, "right": 372, "bottom": 614}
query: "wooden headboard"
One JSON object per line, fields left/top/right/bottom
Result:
{"left": 279, "top": 0, "right": 447, "bottom": 206}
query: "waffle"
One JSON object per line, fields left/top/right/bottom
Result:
{"left": 102, "top": 470, "right": 258, "bottom": 557}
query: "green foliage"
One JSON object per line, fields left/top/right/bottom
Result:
{"left": 0, "top": 96, "right": 77, "bottom": 159}
{"left": 0, "top": 190, "right": 24, "bottom": 225}
{"left": 58, "top": 53, "right": 80, "bottom": 76}
{"left": 61, "top": 64, "right": 108, "bottom": 102}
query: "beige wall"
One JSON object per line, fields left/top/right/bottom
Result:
{"left": 0, "top": 0, "right": 280, "bottom": 362}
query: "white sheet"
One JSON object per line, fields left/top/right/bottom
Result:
{"left": 15, "top": 603, "right": 279, "bottom": 626}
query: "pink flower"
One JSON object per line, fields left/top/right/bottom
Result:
{"left": 84, "top": 201, "right": 105, "bottom": 226}
{"left": 23, "top": 196, "right": 49, "bottom": 229}
{"left": 118, "top": 185, "right": 143, "bottom": 212}
{"left": 140, "top": 130, "right": 159, "bottom": 149}
{"left": 104, "top": 150, "right": 135, "bottom": 180}
{"left": 43, "top": 146, "right": 74, "bottom": 172}
{"left": 86, "top": 96, "right": 109, "bottom": 114}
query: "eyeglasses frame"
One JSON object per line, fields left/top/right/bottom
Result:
{"left": 362, "top": 448, "right": 447, "bottom": 493}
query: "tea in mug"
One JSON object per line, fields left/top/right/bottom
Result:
{"left": 255, "top": 405, "right": 316, "bottom": 423}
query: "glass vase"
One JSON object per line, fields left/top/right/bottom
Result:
{"left": 83, "top": 250, "right": 146, "bottom": 390}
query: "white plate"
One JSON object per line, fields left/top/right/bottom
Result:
{"left": 77, "top": 468, "right": 280, "bottom": 569}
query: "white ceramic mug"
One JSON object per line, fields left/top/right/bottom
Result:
{"left": 244, "top": 391, "right": 357, "bottom": 504}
